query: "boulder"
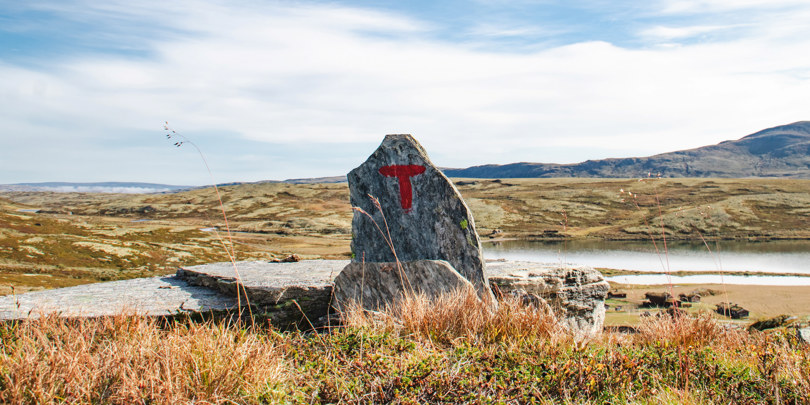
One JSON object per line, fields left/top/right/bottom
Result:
{"left": 486, "top": 260, "right": 609, "bottom": 336}
{"left": 348, "top": 134, "right": 492, "bottom": 299}
{"left": 798, "top": 327, "right": 810, "bottom": 344}
{"left": 748, "top": 314, "right": 794, "bottom": 332}
{"left": 332, "top": 260, "right": 475, "bottom": 312}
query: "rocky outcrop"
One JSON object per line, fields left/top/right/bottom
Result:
{"left": 348, "top": 134, "right": 492, "bottom": 299}
{"left": 0, "top": 260, "right": 608, "bottom": 335}
{"left": 176, "top": 260, "right": 348, "bottom": 327}
{"left": 333, "top": 260, "right": 475, "bottom": 312}
{"left": 486, "top": 260, "right": 609, "bottom": 336}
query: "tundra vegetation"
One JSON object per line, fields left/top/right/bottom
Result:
{"left": 1, "top": 178, "right": 810, "bottom": 403}
{"left": 1, "top": 288, "right": 808, "bottom": 403}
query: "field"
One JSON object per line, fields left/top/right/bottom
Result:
{"left": 2, "top": 178, "right": 810, "bottom": 403}
{"left": 2, "top": 178, "right": 810, "bottom": 317}
{"left": 1, "top": 289, "right": 809, "bottom": 403}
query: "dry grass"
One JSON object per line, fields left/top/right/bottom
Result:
{"left": 0, "top": 315, "right": 288, "bottom": 404}
{"left": 342, "top": 286, "right": 564, "bottom": 347}
{"left": 0, "top": 293, "right": 808, "bottom": 403}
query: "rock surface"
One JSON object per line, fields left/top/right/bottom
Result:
{"left": 348, "top": 134, "right": 491, "bottom": 298}
{"left": 0, "top": 275, "right": 238, "bottom": 320}
{"left": 0, "top": 260, "right": 608, "bottom": 335}
{"left": 177, "top": 260, "right": 349, "bottom": 327}
{"left": 333, "top": 260, "right": 475, "bottom": 311}
{"left": 486, "top": 260, "right": 610, "bottom": 336}
{"left": 798, "top": 327, "right": 810, "bottom": 344}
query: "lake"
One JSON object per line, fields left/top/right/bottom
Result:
{"left": 482, "top": 239, "right": 810, "bottom": 285}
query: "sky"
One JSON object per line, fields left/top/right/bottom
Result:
{"left": 1, "top": 0, "right": 809, "bottom": 185}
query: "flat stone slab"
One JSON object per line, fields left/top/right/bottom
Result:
{"left": 799, "top": 327, "right": 810, "bottom": 344}
{"left": 0, "top": 275, "right": 238, "bottom": 320}
{"left": 177, "top": 260, "right": 350, "bottom": 326}
{"left": 0, "top": 259, "right": 607, "bottom": 335}
{"left": 178, "top": 260, "right": 349, "bottom": 299}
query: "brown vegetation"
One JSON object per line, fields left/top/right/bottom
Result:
{"left": 1, "top": 289, "right": 808, "bottom": 403}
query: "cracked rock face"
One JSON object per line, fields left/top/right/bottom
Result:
{"left": 487, "top": 261, "right": 610, "bottom": 336}
{"left": 332, "top": 260, "right": 476, "bottom": 312}
{"left": 348, "top": 134, "right": 492, "bottom": 299}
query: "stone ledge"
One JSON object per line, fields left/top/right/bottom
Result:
{"left": 0, "top": 260, "right": 608, "bottom": 334}
{"left": 0, "top": 275, "right": 238, "bottom": 320}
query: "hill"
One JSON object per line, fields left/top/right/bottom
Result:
{"left": 444, "top": 121, "right": 810, "bottom": 178}
{"left": 0, "top": 182, "right": 190, "bottom": 193}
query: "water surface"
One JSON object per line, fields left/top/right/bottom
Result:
{"left": 483, "top": 239, "right": 810, "bottom": 275}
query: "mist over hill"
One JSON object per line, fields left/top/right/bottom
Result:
{"left": 444, "top": 121, "right": 810, "bottom": 179}
{"left": 0, "top": 182, "right": 191, "bottom": 194}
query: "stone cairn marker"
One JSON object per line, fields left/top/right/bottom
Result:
{"left": 0, "top": 133, "right": 606, "bottom": 335}
{"left": 333, "top": 134, "right": 495, "bottom": 311}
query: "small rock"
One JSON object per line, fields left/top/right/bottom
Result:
{"left": 272, "top": 254, "right": 300, "bottom": 263}
{"left": 749, "top": 314, "right": 793, "bottom": 332}
{"left": 797, "top": 327, "right": 810, "bottom": 344}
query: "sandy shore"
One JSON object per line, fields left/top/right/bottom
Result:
{"left": 607, "top": 282, "right": 810, "bottom": 324}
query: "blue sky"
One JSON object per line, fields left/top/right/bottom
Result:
{"left": 2, "top": 0, "right": 809, "bottom": 185}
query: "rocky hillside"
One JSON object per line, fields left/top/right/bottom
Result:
{"left": 444, "top": 121, "right": 810, "bottom": 178}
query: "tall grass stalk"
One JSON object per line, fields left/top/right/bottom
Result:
{"left": 341, "top": 286, "right": 563, "bottom": 347}
{"left": 164, "top": 122, "right": 253, "bottom": 321}
{"left": 352, "top": 194, "right": 413, "bottom": 294}
{"left": 621, "top": 178, "right": 675, "bottom": 302}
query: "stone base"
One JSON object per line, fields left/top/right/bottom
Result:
{"left": 333, "top": 260, "right": 476, "bottom": 311}
{"left": 0, "top": 259, "right": 609, "bottom": 335}
{"left": 486, "top": 260, "right": 610, "bottom": 336}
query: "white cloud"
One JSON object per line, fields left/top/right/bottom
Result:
{"left": 2, "top": 0, "right": 810, "bottom": 182}
{"left": 641, "top": 24, "right": 738, "bottom": 40}
{"left": 659, "top": 0, "right": 809, "bottom": 14}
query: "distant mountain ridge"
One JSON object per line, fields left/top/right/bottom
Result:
{"left": 0, "top": 182, "right": 190, "bottom": 193}
{"left": 444, "top": 121, "right": 810, "bottom": 179}
{"left": 5, "top": 122, "right": 809, "bottom": 192}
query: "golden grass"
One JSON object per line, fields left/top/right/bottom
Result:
{"left": 0, "top": 315, "right": 288, "bottom": 404}
{"left": 0, "top": 291, "right": 808, "bottom": 403}
{"left": 342, "top": 286, "right": 564, "bottom": 347}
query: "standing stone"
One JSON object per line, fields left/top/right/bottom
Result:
{"left": 348, "top": 134, "right": 492, "bottom": 298}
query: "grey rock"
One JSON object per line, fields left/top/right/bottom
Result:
{"left": 0, "top": 276, "right": 238, "bottom": 320}
{"left": 177, "top": 260, "right": 349, "bottom": 327}
{"left": 798, "top": 327, "right": 810, "bottom": 344}
{"left": 333, "top": 260, "right": 476, "bottom": 312}
{"left": 348, "top": 134, "right": 491, "bottom": 299}
{"left": 486, "top": 260, "right": 609, "bottom": 336}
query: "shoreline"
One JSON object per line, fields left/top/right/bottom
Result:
{"left": 597, "top": 268, "right": 810, "bottom": 278}
{"left": 603, "top": 282, "right": 810, "bottom": 322}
